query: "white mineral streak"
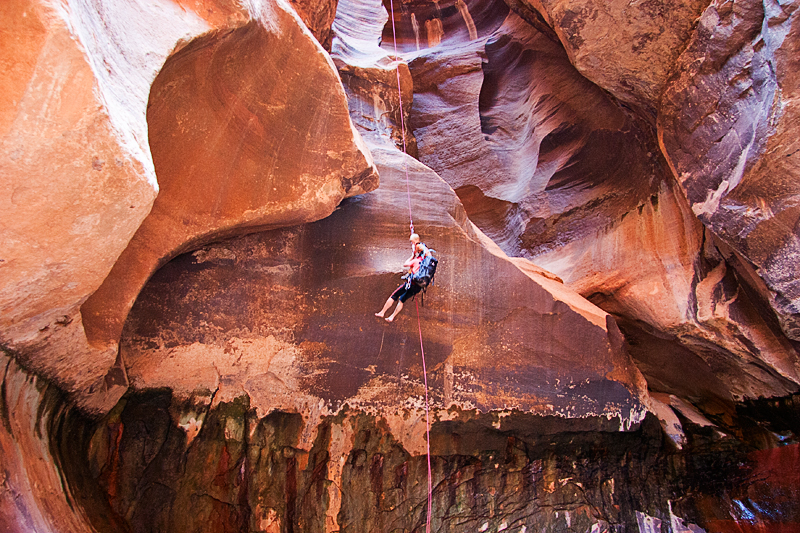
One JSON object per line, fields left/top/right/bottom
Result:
{"left": 326, "top": 416, "right": 356, "bottom": 532}
{"left": 411, "top": 13, "right": 421, "bottom": 50}
{"left": 0, "top": 354, "right": 97, "bottom": 532}
{"left": 647, "top": 395, "right": 685, "bottom": 449}
{"left": 667, "top": 396, "right": 716, "bottom": 428}
{"left": 332, "top": 0, "right": 393, "bottom": 68}
{"left": 426, "top": 18, "right": 444, "bottom": 47}
{"left": 455, "top": 0, "right": 478, "bottom": 40}
{"left": 51, "top": 0, "right": 210, "bottom": 190}
{"left": 635, "top": 511, "right": 663, "bottom": 533}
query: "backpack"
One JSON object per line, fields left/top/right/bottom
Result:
{"left": 410, "top": 252, "right": 438, "bottom": 289}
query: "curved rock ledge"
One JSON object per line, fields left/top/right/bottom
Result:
{"left": 120, "top": 145, "right": 649, "bottom": 443}
{"left": 2, "top": 0, "right": 376, "bottom": 414}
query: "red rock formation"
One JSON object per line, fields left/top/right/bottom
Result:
{"left": 81, "top": 11, "right": 378, "bottom": 361}
{"left": 288, "top": 0, "right": 341, "bottom": 49}
{"left": 392, "top": 0, "right": 800, "bottom": 402}
{"left": 659, "top": 0, "right": 800, "bottom": 342}
{"left": 2, "top": 0, "right": 800, "bottom": 531}
{"left": 119, "top": 145, "right": 649, "bottom": 441}
{"left": 2, "top": 0, "right": 376, "bottom": 414}
{"left": 509, "top": 0, "right": 709, "bottom": 115}
{"left": 108, "top": 141, "right": 654, "bottom": 533}
{"left": 0, "top": 353, "right": 122, "bottom": 533}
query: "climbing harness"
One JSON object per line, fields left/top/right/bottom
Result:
{"left": 388, "top": 3, "right": 434, "bottom": 532}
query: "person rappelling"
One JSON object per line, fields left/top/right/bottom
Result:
{"left": 375, "top": 233, "right": 437, "bottom": 322}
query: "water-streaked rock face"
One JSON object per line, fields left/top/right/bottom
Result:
{"left": 75, "top": 390, "right": 800, "bottom": 533}
{"left": 80, "top": 13, "right": 378, "bottom": 366}
{"left": 509, "top": 0, "right": 710, "bottom": 115}
{"left": 1, "top": 0, "right": 800, "bottom": 531}
{"left": 117, "top": 144, "right": 649, "bottom": 434}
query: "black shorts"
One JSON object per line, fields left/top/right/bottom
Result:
{"left": 391, "top": 282, "right": 422, "bottom": 303}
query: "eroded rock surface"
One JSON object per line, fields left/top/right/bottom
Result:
{"left": 387, "top": 0, "right": 800, "bottom": 402}
{"left": 2, "top": 0, "right": 376, "bottom": 414}
{"left": 659, "top": 0, "right": 800, "bottom": 341}
{"left": 119, "top": 145, "right": 648, "bottom": 439}
{"left": 0, "top": 0, "right": 167, "bottom": 411}
{"left": 0, "top": 352, "right": 121, "bottom": 533}
{"left": 81, "top": 8, "right": 378, "bottom": 357}
{"left": 508, "top": 0, "right": 710, "bottom": 114}
{"left": 2, "top": 0, "right": 800, "bottom": 531}
{"left": 65, "top": 387, "right": 800, "bottom": 533}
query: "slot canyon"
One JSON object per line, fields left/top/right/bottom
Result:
{"left": 1, "top": 0, "right": 799, "bottom": 531}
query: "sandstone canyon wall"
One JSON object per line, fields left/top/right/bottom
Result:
{"left": 1, "top": 0, "right": 799, "bottom": 532}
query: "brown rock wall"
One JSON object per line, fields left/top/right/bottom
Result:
{"left": 0, "top": 352, "right": 113, "bottom": 533}
{"left": 391, "top": 0, "right": 800, "bottom": 400}
{"left": 70, "top": 389, "right": 800, "bottom": 533}
{"left": 288, "top": 0, "right": 340, "bottom": 49}
{"left": 80, "top": 13, "right": 378, "bottom": 355}
{"left": 0, "top": 0, "right": 158, "bottom": 411}
{"left": 119, "top": 144, "right": 648, "bottom": 437}
{"left": 659, "top": 0, "right": 800, "bottom": 341}
{"left": 509, "top": 0, "right": 710, "bottom": 114}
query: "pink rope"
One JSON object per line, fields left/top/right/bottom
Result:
{"left": 388, "top": 0, "right": 415, "bottom": 234}
{"left": 415, "top": 298, "right": 433, "bottom": 533}
{"left": 389, "top": 2, "right": 432, "bottom": 530}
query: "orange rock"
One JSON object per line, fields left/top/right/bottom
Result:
{"left": 1, "top": 0, "right": 377, "bottom": 414}
{"left": 511, "top": 0, "right": 708, "bottom": 114}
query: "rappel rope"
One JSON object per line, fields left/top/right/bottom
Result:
{"left": 388, "top": 3, "right": 433, "bottom": 532}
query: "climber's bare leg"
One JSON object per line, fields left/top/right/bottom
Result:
{"left": 375, "top": 297, "right": 394, "bottom": 318}
{"left": 386, "top": 301, "right": 404, "bottom": 322}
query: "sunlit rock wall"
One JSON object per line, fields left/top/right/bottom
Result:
{"left": 509, "top": 0, "right": 710, "bottom": 115}
{"left": 659, "top": 0, "right": 800, "bottom": 342}
{"left": 1, "top": 0, "right": 376, "bottom": 414}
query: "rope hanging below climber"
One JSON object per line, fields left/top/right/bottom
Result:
{"left": 382, "top": 2, "right": 436, "bottom": 531}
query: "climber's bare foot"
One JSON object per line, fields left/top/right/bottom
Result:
{"left": 385, "top": 316, "right": 395, "bottom": 322}
{"left": 375, "top": 312, "right": 385, "bottom": 318}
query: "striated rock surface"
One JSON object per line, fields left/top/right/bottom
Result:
{"left": 118, "top": 146, "right": 649, "bottom": 439}
{"left": 0, "top": 0, "right": 168, "bottom": 411}
{"left": 406, "top": 7, "right": 659, "bottom": 255}
{"left": 659, "top": 0, "right": 800, "bottom": 341}
{"left": 506, "top": 0, "right": 710, "bottom": 114}
{"left": 535, "top": 181, "right": 800, "bottom": 404}
{"left": 81, "top": 6, "right": 378, "bottom": 362}
{"left": 73, "top": 390, "right": 799, "bottom": 533}
{"left": 0, "top": 352, "right": 122, "bottom": 533}
{"left": 1, "top": 0, "right": 800, "bottom": 531}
